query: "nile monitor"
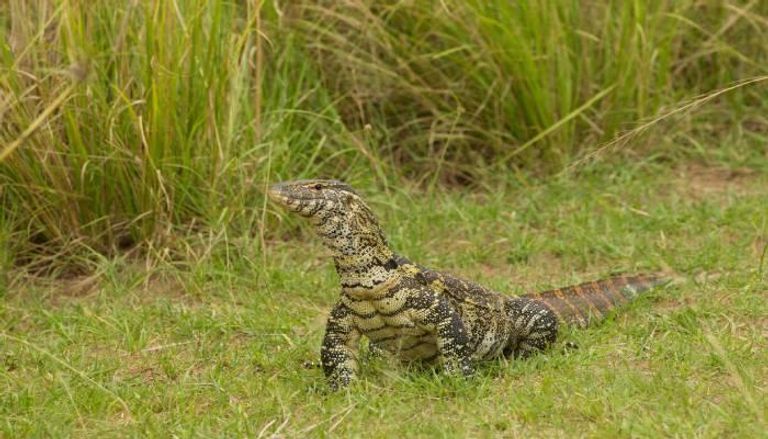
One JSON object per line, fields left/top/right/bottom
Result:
{"left": 268, "top": 179, "right": 667, "bottom": 390}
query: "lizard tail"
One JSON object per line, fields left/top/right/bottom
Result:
{"left": 522, "top": 274, "right": 668, "bottom": 328}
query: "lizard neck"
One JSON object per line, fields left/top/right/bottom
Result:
{"left": 333, "top": 248, "right": 401, "bottom": 293}
{"left": 310, "top": 208, "right": 402, "bottom": 294}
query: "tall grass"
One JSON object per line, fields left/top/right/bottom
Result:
{"left": 293, "top": 0, "right": 767, "bottom": 175}
{"left": 1, "top": 0, "right": 767, "bottom": 269}
{"left": 0, "top": 1, "right": 361, "bottom": 270}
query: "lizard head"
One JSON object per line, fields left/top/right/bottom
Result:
{"left": 268, "top": 179, "right": 360, "bottom": 218}
{"left": 268, "top": 179, "right": 390, "bottom": 256}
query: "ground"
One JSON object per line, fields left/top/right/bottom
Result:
{"left": 1, "top": 159, "right": 767, "bottom": 437}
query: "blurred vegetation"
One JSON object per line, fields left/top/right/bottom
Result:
{"left": 1, "top": 0, "right": 767, "bottom": 271}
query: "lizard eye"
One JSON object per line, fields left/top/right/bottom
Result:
{"left": 312, "top": 183, "right": 323, "bottom": 190}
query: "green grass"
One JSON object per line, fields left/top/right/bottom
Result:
{"left": 2, "top": 159, "right": 767, "bottom": 436}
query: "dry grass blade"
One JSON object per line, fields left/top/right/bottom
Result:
{"left": 0, "top": 84, "right": 75, "bottom": 162}
{"left": 501, "top": 84, "right": 617, "bottom": 162}
{"left": 563, "top": 75, "right": 768, "bottom": 174}
{"left": 0, "top": 332, "right": 133, "bottom": 419}
{"left": 702, "top": 327, "right": 766, "bottom": 426}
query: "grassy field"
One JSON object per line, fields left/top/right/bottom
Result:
{"left": 3, "top": 157, "right": 767, "bottom": 436}
{"left": 2, "top": 0, "right": 768, "bottom": 437}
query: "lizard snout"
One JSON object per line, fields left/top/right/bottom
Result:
{"left": 267, "top": 183, "right": 290, "bottom": 204}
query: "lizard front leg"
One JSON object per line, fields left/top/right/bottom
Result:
{"left": 410, "top": 291, "right": 475, "bottom": 377}
{"left": 321, "top": 302, "right": 361, "bottom": 391}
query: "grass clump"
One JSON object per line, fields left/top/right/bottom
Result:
{"left": 1, "top": 1, "right": 363, "bottom": 269}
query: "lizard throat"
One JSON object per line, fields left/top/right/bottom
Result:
{"left": 334, "top": 253, "right": 401, "bottom": 293}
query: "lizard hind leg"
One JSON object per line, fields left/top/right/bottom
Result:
{"left": 504, "top": 298, "right": 559, "bottom": 359}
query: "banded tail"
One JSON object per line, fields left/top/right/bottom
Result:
{"left": 523, "top": 274, "right": 668, "bottom": 328}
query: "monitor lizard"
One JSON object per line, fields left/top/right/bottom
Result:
{"left": 268, "top": 179, "right": 667, "bottom": 390}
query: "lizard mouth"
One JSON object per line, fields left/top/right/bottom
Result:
{"left": 267, "top": 183, "right": 322, "bottom": 210}
{"left": 267, "top": 185, "right": 296, "bottom": 208}
{"left": 267, "top": 184, "right": 288, "bottom": 202}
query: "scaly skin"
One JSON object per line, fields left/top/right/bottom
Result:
{"left": 268, "top": 179, "right": 666, "bottom": 390}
